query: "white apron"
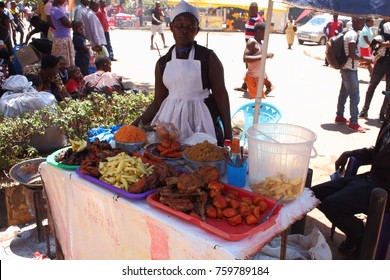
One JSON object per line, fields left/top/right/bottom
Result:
{"left": 151, "top": 46, "right": 216, "bottom": 142}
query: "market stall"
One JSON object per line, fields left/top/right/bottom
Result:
{"left": 40, "top": 162, "right": 318, "bottom": 260}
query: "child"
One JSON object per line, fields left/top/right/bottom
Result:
{"left": 72, "top": 20, "right": 90, "bottom": 76}
{"left": 57, "top": 56, "right": 69, "bottom": 84}
{"left": 243, "top": 22, "right": 274, "bottom": 99}
{"left": 65, "top": 66, "right": 85, "bottom": 99}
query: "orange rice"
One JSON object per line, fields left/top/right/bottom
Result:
{"left": 114, "top": 125, "right": 147, "bottom": 143}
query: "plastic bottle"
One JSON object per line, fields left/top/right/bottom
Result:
{"left": 223, "top": 139, "right": 231, "bottom": 153}
{"left": 230, "top": 137, "right": 240, "bottom": 165}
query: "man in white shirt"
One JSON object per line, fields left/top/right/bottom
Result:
{"left": 74, "top": 0, "right": 88, "bottom": 21}
{"left": 83, "top": 0, "right": 106, "bottom": 52}
{"left": 334, "top": 17, "right": 372, "bottom": 133}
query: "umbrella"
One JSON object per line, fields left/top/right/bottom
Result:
{"left": 252, "top": 0, "right": 390, "bottom": 125}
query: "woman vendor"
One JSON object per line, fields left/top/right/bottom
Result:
{"left": 132, "top": 0, "right": 232, "bottom": 146}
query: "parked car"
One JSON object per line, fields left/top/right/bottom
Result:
{"left": 297, "top": 14, "right": 351, "bottom": 45}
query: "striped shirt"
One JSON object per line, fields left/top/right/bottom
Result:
{"left": 245, "top": 14, "right": 263, "bottom": 41}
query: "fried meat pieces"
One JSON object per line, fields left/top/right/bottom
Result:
{"left": 158, "top": 166, "right": 221, "bottom": 221}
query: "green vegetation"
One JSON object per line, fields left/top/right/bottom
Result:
{"left": 0, "top": 92, "right": 153, "bottom": 170}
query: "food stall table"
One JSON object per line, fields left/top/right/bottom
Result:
{"left": 39, "top": 162, "right": 319, "bottom": 260}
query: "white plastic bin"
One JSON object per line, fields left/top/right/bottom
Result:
{"left": 246, "top": 123, "right": 316, "bottom": 201}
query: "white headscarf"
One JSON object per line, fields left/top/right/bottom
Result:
{"left": 170, "top": 0, "right": 199, "bottom": 23}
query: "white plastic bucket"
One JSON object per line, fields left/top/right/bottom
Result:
{"left": 246, "top": 123, "right": 317, "bottom": 201}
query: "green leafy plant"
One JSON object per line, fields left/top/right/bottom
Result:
{"left": 0, "top": 92, "right": 153, "bottom": 170}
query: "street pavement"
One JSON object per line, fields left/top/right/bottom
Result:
{"left": 1, "top": 28, "right": 388, "bottom": 260}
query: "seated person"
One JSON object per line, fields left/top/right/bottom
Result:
{"left": 25, "top": 15, "right": 50, "bottom": 44}
{"left": 0, "top": 47, "right": 16, "bottom": 97}
{"left": 311, "top": 103, "right": 390, "bottom": 258}
{"left": 83, "top": 55, "right": 123, "bottom": 94}
{"left": 57, "top": 55, "right": 69, "bottom": 84}
{"left": 24, "top": 54, "right": 71, "bottom": 101}
{"left": 65, "top": 66, "right": 85, "bottom": 99}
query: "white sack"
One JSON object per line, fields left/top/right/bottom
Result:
{"left": 0, "top": 75, "right": 57, "bottom": 117}
{"left": 252, "top": 226, "right": 332, "bottom": 260}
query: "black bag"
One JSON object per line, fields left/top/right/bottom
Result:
{"left": 293, "top": 26, "right": 297, "bottom": 32}
{"left": 325, "top": 32, "right": 348, "bottom": 69}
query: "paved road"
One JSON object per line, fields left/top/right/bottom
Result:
{"left": 1, "top": 28, "right": 388, "bottom": 260}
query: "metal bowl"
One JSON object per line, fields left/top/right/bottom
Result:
{"left": 9, "top": 158, "right": 46, "bottom": 188}
{"left": 182, "top": 151, "right": 227, "bottom": 176}
{"left": 115, "top": 141, "right": 145, "bottom": 153}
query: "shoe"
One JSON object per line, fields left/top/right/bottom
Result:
{"left": 358, "top": 111, "right": 368, "bottom": 119}
{"left": 164, "top": 45, "right": 169, "bottom": 48}
{"left": 265, "top": 85, "right": 275, "bottom": 96}
{"left": 335, "top": 116, "right": 350, "bottom": 124}
{"left": 110, "top": 58, "right": 118, "bottom": 61}
{"left": 379, "top": 114, "right": 385, "bottom": 123}
{"left": 234, "top": 87, "right": 246, "bottom": 92}
{"left": 150, "top": 46, "right": 155, "bottom": 50}
{"left": 348, "top": 123, "right": 366, "bottom": 133}
{"left": 323, "top": 63, "right": 329, "bottom": 67}
{"left": 339, "top": 240, "right": 359, "bottom": 255}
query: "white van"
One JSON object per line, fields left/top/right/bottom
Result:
{"left": 297, "top": 14, "right": 351, "bottom": 45}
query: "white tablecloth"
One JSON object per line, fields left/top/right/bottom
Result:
{"left": 39, "top": 162, "right": 319, "bottom": 260}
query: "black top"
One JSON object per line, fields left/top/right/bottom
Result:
{"left": 151, "top": 7, "right": 162, "bottom": 25}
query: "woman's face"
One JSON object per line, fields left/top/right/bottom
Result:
{"left": 170, "top": 14, "right": 199, "bottom": 47}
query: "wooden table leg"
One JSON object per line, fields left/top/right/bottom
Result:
{"left": 32, "top": 188, "right": 45, "bottom": 243}
{"left": 280, "top": 229, "right": 288, "bottom": 260}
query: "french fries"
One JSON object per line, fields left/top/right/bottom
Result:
{"left": 98, "top": 152, "right": 154, "bottom": 192}
{"left": 250, "top": 173, "right": 303, "bottom": 201}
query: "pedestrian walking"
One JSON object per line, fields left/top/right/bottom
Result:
{"left": 234, "top": 2, "right": 274, "bottom": 96}
{"left": 323, "top": 14, "right": 343, "bottom": 66}
{"left": 243, "top": 22, "right": 274, "bottom": 99}
{"left": 150, "top": 1, "right": 167, "bottom": 50}
{"left": 284, "top": 16, "right": 297, "bottom": 49}
{"left": 334, "top": 17, "right": 372, "bottom": 133}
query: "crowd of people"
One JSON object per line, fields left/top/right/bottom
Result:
{"left": 0, "top": 0, "right": 123, "bottom": 103}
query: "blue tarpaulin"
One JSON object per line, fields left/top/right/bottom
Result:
{"left": 281, "top": 0, "right": 390, "bottom": 17}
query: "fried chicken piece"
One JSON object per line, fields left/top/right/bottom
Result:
{"left": 177, "top": 173, "right": 203, "bottom": 194}
{"left": 196, "top": 166, "right": 220, "bottom": 184}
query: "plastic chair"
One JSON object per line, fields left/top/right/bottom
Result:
{"left": 329, "top": 156, "right": 389, "bottom": 259}
{"left": 232, "top": 101, "right": 282, "bottom": 142}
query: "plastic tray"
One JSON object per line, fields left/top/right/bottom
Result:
{"left": 46, "top": 147, "right": 80, "bottom": 171}
{"left": 75, "top": 169, "right": 155, "bottom": 200}
{"left": 147, "top": 184, "right": 281, "bottom": 241}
